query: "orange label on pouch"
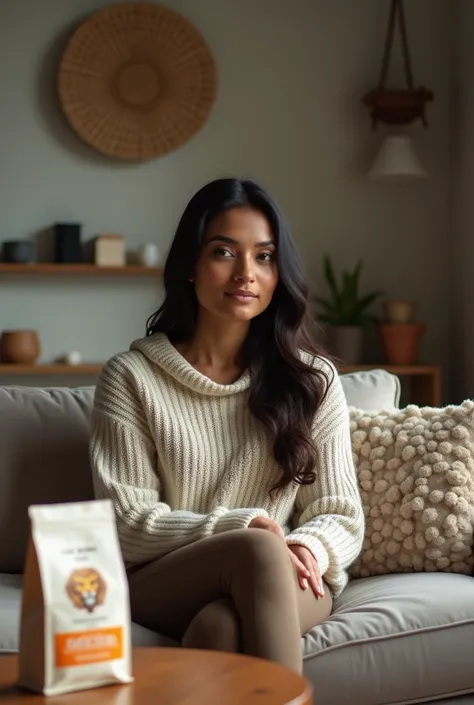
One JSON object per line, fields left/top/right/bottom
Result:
{"left": 55, "top": 626, "right": 123, "bottom": 668}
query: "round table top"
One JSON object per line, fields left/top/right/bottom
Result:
{"left": 0, "top": 647, "right": 312, "bottom": 704}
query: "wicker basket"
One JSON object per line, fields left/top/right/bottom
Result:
{"left": 58, "top": 3, "right": 217, "bottom": 161}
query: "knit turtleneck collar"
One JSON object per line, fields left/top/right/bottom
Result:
{"left": 130, "top": 333, "right": 251, "bottom": 397}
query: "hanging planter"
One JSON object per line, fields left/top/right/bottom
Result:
{"left": 362, "top": 0, "right": 434, "bottom": 129}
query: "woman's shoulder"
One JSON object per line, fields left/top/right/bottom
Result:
{"left": 95, "top": 341, "right": 168, "bottom": 415}
{"left": 100, "top": 347, "right": 148, "bottom": 380}
{"left": 99, "top": 335, "right": 168, "bottom": 390}
{"left": 299, "top": 349, "right": 347, "bottom": 419}
{"left": 300, "top": 349, "right": 337, "bottom": 378}
{"left": 101, "top": 333, "right": 166, "bottom": 373}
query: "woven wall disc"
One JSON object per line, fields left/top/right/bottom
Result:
{"left": 58, "top": 3, "right": 217, "bottom": 161}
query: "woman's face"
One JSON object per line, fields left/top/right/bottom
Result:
{"left": 193, "top": 206, "right": 279, "bottom": 324}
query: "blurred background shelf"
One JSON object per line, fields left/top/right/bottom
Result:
{"left": 0, "top": 364, "right": 103, "bottom": 375}
{"left": 340, "top": 364, "right": 439, "bottom": 376}
{"left": 0, "top": 264, "right": 162, "bottom": 276}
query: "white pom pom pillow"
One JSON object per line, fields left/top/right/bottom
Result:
{"left": 348, "top": 400, "right": 474, "bottom": 578}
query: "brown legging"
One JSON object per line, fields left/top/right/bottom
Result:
{"left": 127, "top": 528, "right": 333, "bottom": 673}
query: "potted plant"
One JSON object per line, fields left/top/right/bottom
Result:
{"left": 313, "top": 255, "right": 382, "bottom": 364}
{"left": 379, "top": 299, "right": 426, "bottom": 365}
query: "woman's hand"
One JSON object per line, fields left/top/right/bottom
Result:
{"left": 288, "top": 544, "right": 324, "bottom": 598}
{"left": 248, "top": 516, "right": 285, "bottom": 538}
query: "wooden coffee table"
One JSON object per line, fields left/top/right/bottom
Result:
{"left": 0, "top": 647, "right": 312, "bottom": 704}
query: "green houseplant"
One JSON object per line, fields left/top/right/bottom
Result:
{"left": 313, "top": 255, "right": 383, "bottom": 364}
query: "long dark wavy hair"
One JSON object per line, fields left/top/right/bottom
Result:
{"left": 147, "top": 178, "right": 334, "bottom": 491}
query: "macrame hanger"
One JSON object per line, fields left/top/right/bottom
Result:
{"left": 377, "top": 0, "right": 415, "bottom": 91}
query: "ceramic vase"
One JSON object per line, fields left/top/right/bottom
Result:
{"left": 138, "top": 244, "right": 160, "bottom": 267}
{"left": 0, "top": 330, "right": 40, "bottom": 364}
{"left": 327, "top": 325, "right": 363, "bottom": 365}
{"left": 384, "top": 299, "right": 416, "bottom": 324}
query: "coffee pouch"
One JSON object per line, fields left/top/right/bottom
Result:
{"left": 18, "top": 499, "right": 133, "bottom": 695}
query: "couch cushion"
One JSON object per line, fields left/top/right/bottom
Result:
{"left": 340, "top": 369, "right": 400, "bottom": 410}
{"left": 0, "top": 387, "right": 96, "bottom": 573}
{"left": 349, "top": 401, "right": 474, "bottom": 578}
{"left": 303, "top": 572, "right": 474, "bottom": 705}
{"left": 0, "top": 573, "right": 177, "bottom": 654}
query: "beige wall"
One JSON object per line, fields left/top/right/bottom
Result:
{"left": 0, "top": 1, "right": 452, "bottom": 393}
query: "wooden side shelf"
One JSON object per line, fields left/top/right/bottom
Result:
{"left": 0, "top": 364, "right": 102, "bottom": 376}
{"left": 340, "top": 364, "right": 442, "bottom": 407}
{"left": 0, "top": 264, "right": 162, "bottom": 276}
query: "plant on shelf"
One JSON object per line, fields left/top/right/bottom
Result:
{"left": 313, "top": 255, "right": 383, "bottom": 364}
{"left": 379, "top": 298, "right": 426, "bottom": 365}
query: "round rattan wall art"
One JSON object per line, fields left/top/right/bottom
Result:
{"left": 58, "top": 3, "right": 217, "bottom": 161}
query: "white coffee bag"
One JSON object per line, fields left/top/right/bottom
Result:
{"left": 18, "top": 499, "right": 133, "bottom": 695}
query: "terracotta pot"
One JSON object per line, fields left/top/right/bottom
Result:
{"left": 383, "top": 299, "right": 416, "bottom": 325}
{"left": 0, "top": 330, "right": 40, "bottom": 364}
{"left": 379, "top": 323, "right": 425, "bottom": 365}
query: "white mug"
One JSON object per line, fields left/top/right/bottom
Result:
{"left": 138, "top": 244, "right": 160, "bottom": 267}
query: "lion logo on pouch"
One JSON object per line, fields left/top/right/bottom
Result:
{"left": 65, "top": 568, "right": 106, "bottom": 613}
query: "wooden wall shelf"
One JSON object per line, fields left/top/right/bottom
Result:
{"left": 340, "top": 364, "right": 439, "bottom": 376}
{"left": 0, "top": 264, "right": 162, "bottom": 276}
{"left": 0, "top": 364, "right": 102, "bottom": 376}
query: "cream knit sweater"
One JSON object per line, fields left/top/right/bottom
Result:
{"left": 90, "top": 333, "right": 364, "bottom": 596}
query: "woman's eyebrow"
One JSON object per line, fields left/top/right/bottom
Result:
{"left": 207, "top": 235, "right": 275, "bottom": 248}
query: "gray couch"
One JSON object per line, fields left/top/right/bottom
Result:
{"left": 0, "top": 371, "right": 473, "bottom": 705}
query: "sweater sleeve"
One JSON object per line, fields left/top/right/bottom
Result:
{"left": 90, "top": 357, "right": 269, "bottom": 564}
{"left": 285, "top": 363, "right": 364, "bottom": 591}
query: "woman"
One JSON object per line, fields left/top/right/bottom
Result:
{"left": 90, "top": 177, "right": 364, "bottom": 674}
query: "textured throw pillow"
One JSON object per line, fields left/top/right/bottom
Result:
{"left": 348, "top": 400, "right": 474, "bottom": 578}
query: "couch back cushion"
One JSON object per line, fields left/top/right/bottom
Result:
{"left": 0, "top": 369, "right": 400, "bottom": 574}
{"left": 339, "top": 369, "right": 400, "bottom": 411}
{"left": 0, "top": 386, "right": 95, "bottom": 573}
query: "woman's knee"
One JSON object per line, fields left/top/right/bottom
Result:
{"left": 182, "top": 599, "right": 240, "bottom": 652}
{"left": 226, "top": 528, "right": 293, "bottom": 574}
